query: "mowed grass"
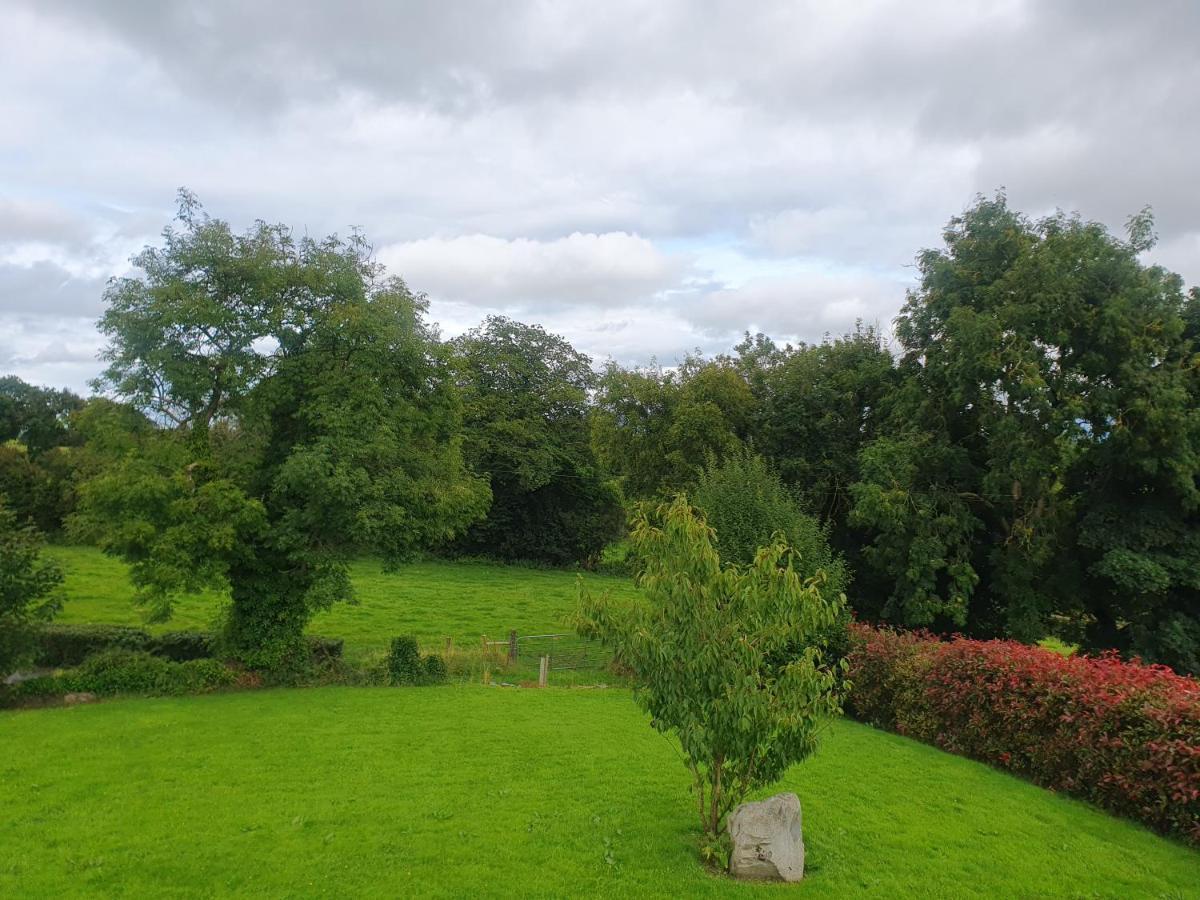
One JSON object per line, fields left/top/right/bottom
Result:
{"left": 45, "top": 545, "right": 641, "bottom": 659}
{"left": 1, "top": 686, "right": 1197, "bottom": 898}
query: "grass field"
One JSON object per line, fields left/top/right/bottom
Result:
{"left": 1, "top": 685, "right": 1197, "bottom": 898}
{"left": 45, "top": 545, "right": 641, "bottom": 660}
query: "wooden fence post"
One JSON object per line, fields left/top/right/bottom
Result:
{"left": 508, "top": 629, "right": 518, "bottom": 664}
{"left": 538, "top": 655, "right": 549, "bottom": 688}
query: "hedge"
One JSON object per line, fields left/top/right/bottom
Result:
{"left": 845, "top": 623, "right": 1200, "bottom": 845}
{"left": 8, "top": 650, "right": 236, "bottom": 699}
{"left": 34, "top": 624, "right": 343, "bottom": 668}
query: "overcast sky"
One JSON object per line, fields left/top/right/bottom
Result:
{"left": 2, "top": 0, "right": 1198, "bottom": 392}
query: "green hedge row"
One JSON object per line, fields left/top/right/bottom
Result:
{"left": 11, "top": 650, "right": 237, "bottom": 698}
{"left": 35, "top": 624, "right": 343, "bottom": 667}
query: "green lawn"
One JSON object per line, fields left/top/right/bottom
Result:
{"left": 1, "top": 686, "right": 1196, "bottom": 898}
{"left": 46, "top": 546, "right": 640, "bottom": 659}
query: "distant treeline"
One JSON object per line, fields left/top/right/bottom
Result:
{"left": 3, "top": 192, "right": 1198, "bottom": 672}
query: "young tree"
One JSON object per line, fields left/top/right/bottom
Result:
{"left": 0, "top": 501, "right": 63, "bottom": 674}
{"left": 80, "top": 192, "right": 490, "bottom": 667}
{"left": 576, "top": 496, "right": 846, "bottom": 838}
{"left": 448, "top": 317, "right": 622, "bottom": 565}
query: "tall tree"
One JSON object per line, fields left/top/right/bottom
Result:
{"left": 753, "top": 324, "right": 898, "bottom": 560}
{"left": 0, "top": 501, "right": 63, "bottom": 674}
{"left": 850, "top": 194, "right": 1200, "bottom": 670}
{"left": 448, "top": 316, "right": 621, "bottom": 565}
{"left": 0, "top": 376, "right": 84, "bottom": 456}
{"left": 80, "top": 192, "right": 490, "bottom": 667}
{"left": 591, "top": 356, "right": 754, "bottom": 498}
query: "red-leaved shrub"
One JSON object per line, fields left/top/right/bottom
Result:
{"left": 845, "top": 624, "right": 1200, "bottom": 844}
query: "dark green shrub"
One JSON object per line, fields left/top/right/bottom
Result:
{"left": 388, "top": 636, "right": 422, "bottom": 684}
{"left": 423, "top": 654, "right": 447, "bottom": 684}
{"left": 67, "top": 649, "right": 173, "bottom": 695}
{"left": 175, "top": 658, "right": 236, "bottom": 692}
{"left": 36, "top": 624, "right": 151, "bottom": 667}
{"left": 147, "top": 630, "right": 214, "bottom": 662}
{"left": 39, "top": 626, "right": 343, "bottom": 671}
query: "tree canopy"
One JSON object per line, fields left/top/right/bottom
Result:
{"left": 79, "top": 192, "right": 489, "bottom": 666}
{"left": 448, "top": 316, "right": 621, "bottom": 565}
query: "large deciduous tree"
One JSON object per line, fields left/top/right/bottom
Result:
{"left": 448, "top": 316, "right": 622, "bottom": 565}
{"left": 849, "top": 194, "right": 1200, "bottom": 670}
{"left": 591, "top": 357, "right": 755, "bottom": 498}
{"left": 0, "top": 376, "right": 84, "bottom": 456}
{"left": 81, "top": 192, "right": 490, "bottom": 667}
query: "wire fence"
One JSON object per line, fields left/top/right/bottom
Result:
{"left": 480, "top": 630, "right": 610, "bottom": 676}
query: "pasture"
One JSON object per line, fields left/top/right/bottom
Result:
{"left": 45, "top": 545, "right": 640, "bottom": 660}
{"left": 2, "top": 686, "right": 1197, "bottom": 898}
{"left": 14, "top": 545, "right": 1200, "bottom": 897}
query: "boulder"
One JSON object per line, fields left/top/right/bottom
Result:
{"left": 63, "top": 692, "right": 98, "bottom": 705}
{"left": 727, "top": 792, "right": 804, "bottom": 882}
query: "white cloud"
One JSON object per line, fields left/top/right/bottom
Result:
{"left": 380, "top": 232, "right": 689, "bottom": 309}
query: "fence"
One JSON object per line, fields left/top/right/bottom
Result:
{"left": 480, "top": 629, "right": 609, "bottom": 685}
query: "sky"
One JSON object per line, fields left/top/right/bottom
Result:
{"left": 2, "top": 0, "right": 1198, "bottom": 392}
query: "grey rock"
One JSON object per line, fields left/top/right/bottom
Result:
{"left": 727, "top": 792, "right": 804, "bottom": 882}
{"left": 63, "top": 692, "right": 98, "bottom": 705}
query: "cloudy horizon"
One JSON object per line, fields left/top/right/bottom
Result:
{"left": 2, "top": 0, "right": 1198, "bottom": 392}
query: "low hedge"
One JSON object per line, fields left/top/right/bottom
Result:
{"left": 36, "top": 625, "right": 152, "bottom": 667}
{"left": 34, "top": 624, "right": 343, "bottom": 667}
{"left": 845, "top": 623, "right": 1200, "bottom": 845}
{"left": 9, "top": 650, "right": 236, "bottom": 699}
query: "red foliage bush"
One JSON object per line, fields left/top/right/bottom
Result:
{"left": 845, "top": 623, "right": 1200, "bottom": 844}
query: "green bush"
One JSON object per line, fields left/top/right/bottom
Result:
{"left": 693, "top": 449, "right": 846, "bottom": 586}
{"left": 175, "top": 658, "right": 237, "bottom": 692}
{"left": 46, "top": 649, "right": 237, "bottom": 697}
{"left": 388, "top": 636, "right": 445, "bottom": 685}
{"left": 692, "top": 450, "right": 853, "bottom": 668}
{"left": 388, "top": 636, "right": 422, "bottom": 684}
{"left": 423, "top": 654, "right": 447, "bottom": 684}
{"left": 67, "top": 649, "right": 174, "bottom": 694}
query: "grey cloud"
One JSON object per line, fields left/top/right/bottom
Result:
{"left": 1, "top": 0, "right": 1197, "bottom": 392}
{"left": 0, "top": 261, "right": 107, "bottom": 317}
{"left": 0, "top": 198, "right": 94, "bottom": 248}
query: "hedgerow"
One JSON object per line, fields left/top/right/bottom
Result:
{"left": 845, "top": 624, "right": 1200, "bottom": 844}
{"left": 33, "top": 624, "right": 343, "bottom": 668}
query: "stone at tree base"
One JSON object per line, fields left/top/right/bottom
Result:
{"left": 727, "top": 792, "right": 804, "bottom": 882}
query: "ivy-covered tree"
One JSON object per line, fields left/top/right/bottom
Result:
{"left": 79, "top": 192, "right": 490, "bottom": 667}
{"left": 448, "top": 316, "right": 622, "bottom": 565}
{"left": 576, "top": 495, "right": 846, "bottom": 839}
